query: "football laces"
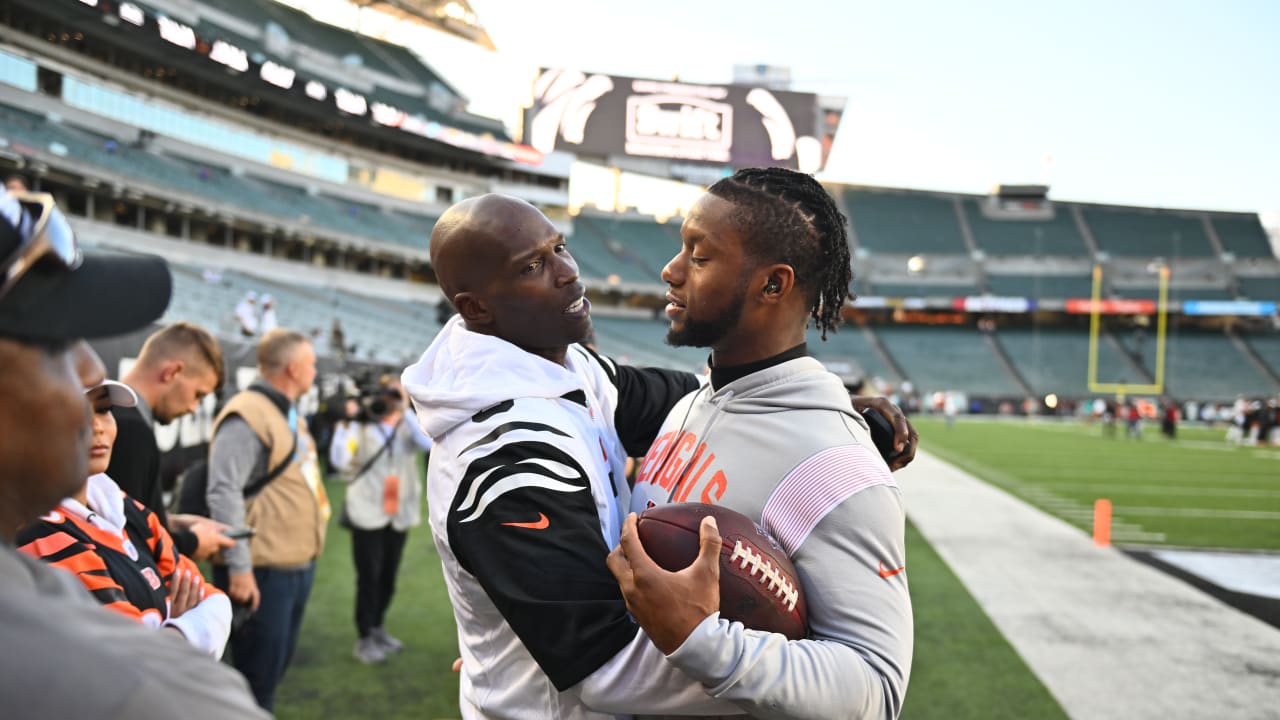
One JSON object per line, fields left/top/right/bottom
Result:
{"left": 729, "top": 540, "right": 800, "bottom": 613}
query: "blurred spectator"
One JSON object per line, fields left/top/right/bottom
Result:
{"left": 331, "top": 317, "right": 347, "bottom": 361}
{"left": 235, "top": 291, "right": 259, "bottom": 337}
{"left": 259, "top": 294, "right": 278, "bottom": 333}
{"left": 1126, "top": 403, "right": 1142, "bottom": 439}
{"left": 109, "top": 322, "right": 231, "bottom": 560}
{"left": 208, "top": 329, "right": 328, "bottom": 711}
{"left": 330, "top": 379, "right": 430, "bottom": 664}
{"left": 4, "top": 173, "right": 30, "bottom": 193}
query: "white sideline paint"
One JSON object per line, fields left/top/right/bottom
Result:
{"left": 899, "top": 450, "right": 1280, "bottom": 720}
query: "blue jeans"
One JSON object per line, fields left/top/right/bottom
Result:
{"left": 215, "top": 562, "right": 316, "bottom": 711}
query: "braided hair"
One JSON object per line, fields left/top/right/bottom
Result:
{"left": 706, "top": 167, "right": 853, "bottom": 340}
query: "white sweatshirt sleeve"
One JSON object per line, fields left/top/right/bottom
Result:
{"left": 163, "top": 592, "right": 232, "bottom": 658}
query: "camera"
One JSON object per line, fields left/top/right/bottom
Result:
{"left": 351, "top": 375, "right": 402, "bottom": 422}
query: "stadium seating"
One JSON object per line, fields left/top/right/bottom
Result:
{"left": 809, "top": 325, "right": 901, "bottom": 385}
{"left": 985, "top": 274, "right": 1095, "bottom": 298}
{"left": 1240, "top": 333, "right": 1280, "bottom": 382}
{"left": 0, "top": 103, "right": 439, "bottom": 250}
{"left": 189, "top": 0, "right": 504, "bottom": 140}
{"left": 963, "top": 201, "right": 1090, "bottom": 256}
{"left": 1083, "top": 207, "right": 1216, "bottom": 257}
{"left": 845, "top": 189, "right": 968, "bottom": 254}
{"left": 1237, "top": 277, "right": 1280, "bottom": 301}
{"left": 572, "top": 213, "right": 672, "bottom": 284}
{"left": 868, "top": 282, "right": 977, "bottom": 297}
{"left": 589, "top": 315, "right": 707, "bottom": 372}
{"left": 998, "top": 327, "right": 1147, "bottom": 397}
{"left": 1212, "top": 216, "right": 1274, "bottom": 258}
{"left": 876, "top": 326, "right": 1022, "bottom": 396}
{"left": 164, "top": 263, "right": 438, "bottom": 365}
{"left": 1162, "top": 332, "right": 1278, "bottom": 399}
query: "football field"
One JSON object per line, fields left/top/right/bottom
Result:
{"left": 268, "top": 418, "right": 1278, "bottom": 718}
{"left": 911, "top": 417, "right": 1280, "bottom": 551}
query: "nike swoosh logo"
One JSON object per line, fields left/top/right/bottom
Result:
{"left": 502, "top": 513, "right": 549, "bottom": 530}
{"left": 878, "top": 561, "right": 906, "bottom": 578}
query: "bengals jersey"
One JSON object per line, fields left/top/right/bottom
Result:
{"left": 18, "top": 480, "right": 220, "bottom": 629}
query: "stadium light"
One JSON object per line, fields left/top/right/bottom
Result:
{"left": 260, "top": 61, "right": 296, "bottom": 90}
{"left": 209, "top": 40, "right": 249, "bottom": 73}
{"left": 119, "top": 2, "right": 145, "bottom": 26}
{"left": 157, "top": 16, "right": 197, "bottom": 50}
{"left": 305, "top": 80, "right": 328, "bottom": 102}
{"left": 335, "top": 88, "right": 368, "bottom": 116}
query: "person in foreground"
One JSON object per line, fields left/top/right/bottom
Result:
{"left": 610, "top": 167, "right": 914, "bottom": 719}
{"left": 0, "top": 190, "right": 266, "bottom": 718}
{"left": 19, "top": 368, "right": 232, "bottom": 657}
{"left": 403, "top": 193, "right": 916, "bottom": 719}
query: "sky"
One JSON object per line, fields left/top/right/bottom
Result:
{"left": 410, "top": 0, "right": 1279, "bottom": 221}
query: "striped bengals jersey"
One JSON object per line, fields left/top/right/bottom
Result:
{"left": 404, "top": 317, "right": 703, "bottom": 719}
{"left": 17, "top": 477, "right": 219, "bottom": 628}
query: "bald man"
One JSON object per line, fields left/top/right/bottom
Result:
{"left": 404, "top": 195, "right": 744, "bottom": 718}
{"left": 404, "top": 195, "right": 914, "bottom": 719}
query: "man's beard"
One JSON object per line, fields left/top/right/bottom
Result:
{"left": 666, "top": 284, "right": 747, "bottom": 348}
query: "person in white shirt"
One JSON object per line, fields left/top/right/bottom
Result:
{"left": 330, "top": 380, "right": 432, "bottom": 664}
{"left": 234, "top": 291, "right": 259, "bottom": 337}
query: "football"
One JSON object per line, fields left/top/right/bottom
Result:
{"left": 636, "top": 502, "right": 807, "bottom": 640}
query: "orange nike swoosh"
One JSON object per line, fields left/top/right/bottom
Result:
{"left": 878, "top": 561, "right": 906, "bottom": 578}
{"left": 502, "top": 513, "right": 549, "bottom": 530}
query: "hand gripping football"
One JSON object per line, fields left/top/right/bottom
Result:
{"left": 636, "top": 502, "right": 807, "bottom": 640}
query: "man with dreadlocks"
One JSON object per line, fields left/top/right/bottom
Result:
{"left": 611, "top": 167, "right": 914, "bottom": 719}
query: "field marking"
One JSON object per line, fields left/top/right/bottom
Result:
{"left": 1037, "top": 483, "right": 1280, "bottom": 499}
{"left": 1113, "top": 507, "right": 1280, "bottom": 520}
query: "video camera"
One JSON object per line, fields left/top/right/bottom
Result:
{"left": 351, "top": 373, "right": 403, "bottom": 422}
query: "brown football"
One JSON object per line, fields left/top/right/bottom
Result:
{"left": 636, "top": 502, "right": 807, "bottom": 640}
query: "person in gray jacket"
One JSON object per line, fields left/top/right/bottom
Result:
{"left": 0, "top": 191, "right": 267, "bottom": 719}
{"left": 610, "top": 167, "right": 914, "bottom": 719}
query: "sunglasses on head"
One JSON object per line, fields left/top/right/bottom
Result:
{"left": 0, "top": 191, "right": 81, "bottom": 300}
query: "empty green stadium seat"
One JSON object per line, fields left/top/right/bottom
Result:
{"left": 963, "top": 200, "right": 1088, "bottom": 256}
{"left": 876, "top": 326, "right": 1021, "bottom": 396}
{"left": 1084, "top": 208, "right": 1215, "bottom": 257}
{"left": 1213, "top": 216, "right": 1274, "bottom": 259}
{"left": 985, "top": 275, "right": 1095, "bottom": 298}
{"left": 845, "top": 189, "right": 968, "bottom": 254}
{"left": 1236, "top": 277, "right": 1280, "bottom": 301}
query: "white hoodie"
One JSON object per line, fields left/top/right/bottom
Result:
{"left": 403, "top": 317, "right": 738, "bottom": 719}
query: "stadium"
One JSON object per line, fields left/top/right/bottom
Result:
{"left": 0, "top": 0, "right": 1276, "bottom": 718}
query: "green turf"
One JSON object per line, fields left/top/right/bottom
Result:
{"left": 275, "top": 481, "right": 460, "bottom": 720}
{"left": 900, "top": 521, "right": 1067, "bottom": 720}
{"left": 912, "top": 417, "right": 1280, "bottom": 550}
{"left": 269, "top": 480, "right": 1065, "bottom": 719}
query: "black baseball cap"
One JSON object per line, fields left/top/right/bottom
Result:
{"left": 0, "top": 193, "right": 171, "bottom": 341}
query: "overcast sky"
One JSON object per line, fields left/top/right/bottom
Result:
{"left": 413, "top": 0, "right": 1277, "bottom": 219}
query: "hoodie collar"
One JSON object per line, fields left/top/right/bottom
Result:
{"left": 710, "top": 342, "right": 808, "bottom": 391}
{"left": 402, "top": 316, "right": 592, "bottom": 439}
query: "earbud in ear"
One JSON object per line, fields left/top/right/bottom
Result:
{"left": 765, "top": 279, "right": 781, "bottom": 294}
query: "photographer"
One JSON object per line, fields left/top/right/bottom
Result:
{"left": 330, "top": 378, "right": 431, "bottom": 664}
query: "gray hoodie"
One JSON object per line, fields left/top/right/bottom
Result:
{"left": 632, "top": 357, "right": 913, "bottom": 720}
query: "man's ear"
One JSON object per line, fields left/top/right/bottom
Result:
{"left": 757, "top": 264, "right": 796, "bottom": 303}
{"left": 159, "top": 360, "right": 185, "bottom": 384}
{"left": 453, "top": 292, "right": 492, "bottom": 326}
